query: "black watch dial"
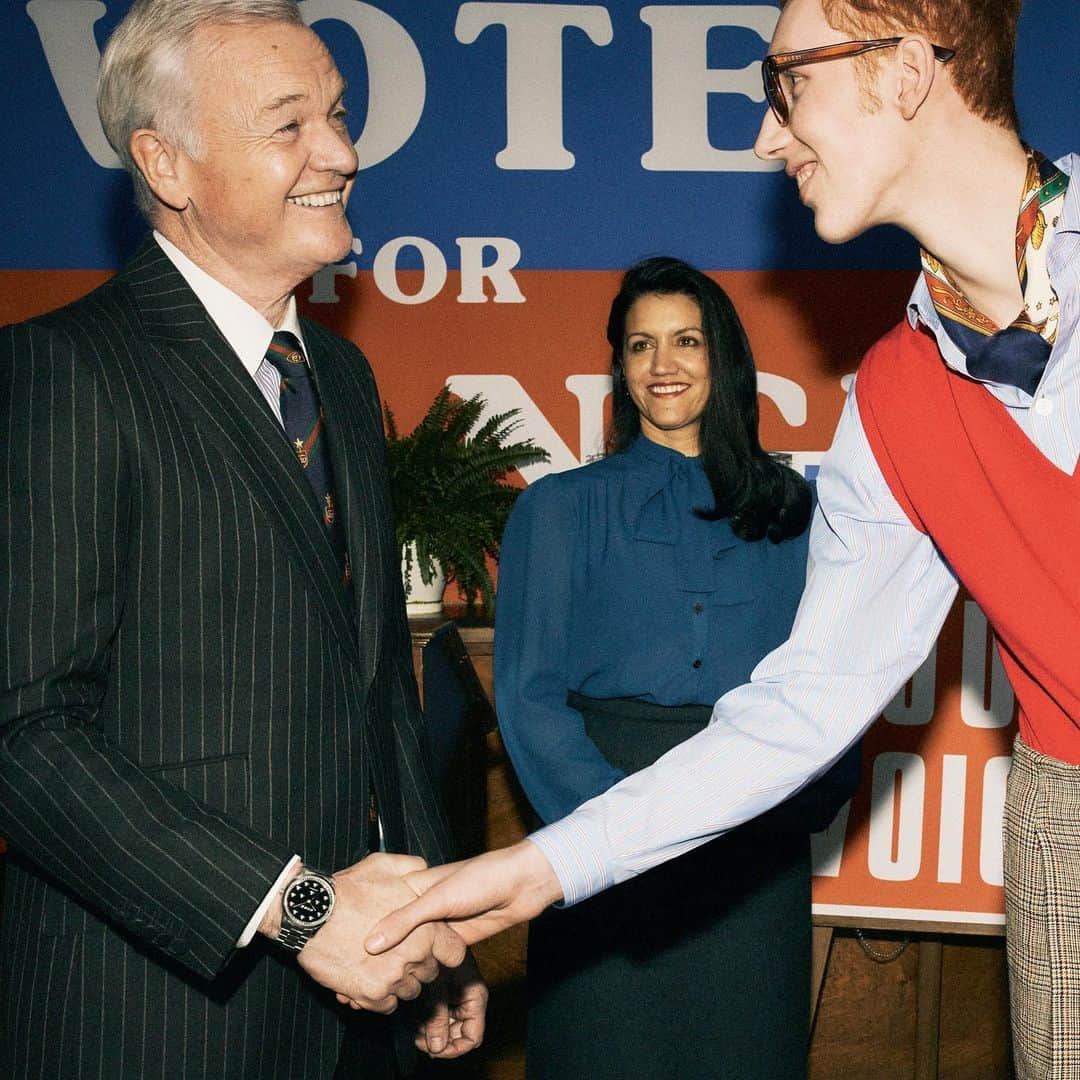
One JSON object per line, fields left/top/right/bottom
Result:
{"left": 284, "top": 878, "right": 333, "bottom": 926}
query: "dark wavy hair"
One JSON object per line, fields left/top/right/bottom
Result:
{"left": 607, "top": 256, "right": 811, "bottom": 543}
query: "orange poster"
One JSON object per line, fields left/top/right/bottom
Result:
{"left": 810, "top": 593, "right": 1014, "bottom": 931}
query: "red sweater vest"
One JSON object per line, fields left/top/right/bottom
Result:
{"left": 856, "top": 319, "right": 1080, "bottom": 763}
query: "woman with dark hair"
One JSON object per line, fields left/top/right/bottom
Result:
{"left": 494, "top": 256, "right": 859, "bottom": 1078}
{"left": 606, "top": 254, "right": 811, "bottom": 541}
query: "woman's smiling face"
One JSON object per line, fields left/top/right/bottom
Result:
{"left": 622, "top": 292, "right": 710, "bottom": 455}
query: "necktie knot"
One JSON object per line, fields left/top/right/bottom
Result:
{"left": 265, "top": 330, "right": 309, "bottom": 381}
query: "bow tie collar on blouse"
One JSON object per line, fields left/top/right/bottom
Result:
{"left": 628, "top": 436, "right": 737, "bottom": 593}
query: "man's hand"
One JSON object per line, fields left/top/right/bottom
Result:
{"left": 365, "top": 840, "right": 563, "bottom": 953}
{"left": 263, "top": 853, "right": 467, "bottom": 1013}
{"left": 412, "top": 949, "right": 488, "bottom": 1058}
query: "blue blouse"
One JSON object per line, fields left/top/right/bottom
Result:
{"left": 495, "top": 435, "right": 814, "bottom": 826}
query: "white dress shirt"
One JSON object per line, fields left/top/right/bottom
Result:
{"left": 531, "top": 154, "right": 1080, "bottom": 905}
{"left": 153, "top": 231, "right": 307, "bottom": 428}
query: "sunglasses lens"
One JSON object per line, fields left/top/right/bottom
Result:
{"left": 762, "top": 61, "right": 787, "bottom": 124}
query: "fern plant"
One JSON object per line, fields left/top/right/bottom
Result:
{"left": 384, "top": 387, "right": 550, "bottom": 612}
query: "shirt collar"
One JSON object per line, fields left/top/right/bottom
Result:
{"left": 905, "top": 152, "right": 1077, "bottom": 407}
{"left": 153, "top": 231, "right": 305, "bottom": 377}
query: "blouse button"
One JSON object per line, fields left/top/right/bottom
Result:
{"left": 692, "top": 658, "right": 703, "bottom": 669}
{"left": 693, "top": 603, "right": 704, "bottom": 614}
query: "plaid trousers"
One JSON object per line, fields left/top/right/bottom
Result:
{"left": 1005, "top": 736, "right": 1080, "bottom": 1078}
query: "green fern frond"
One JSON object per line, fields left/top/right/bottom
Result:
{"left": 382, "top": 388, "right": 551, "bottom": 613}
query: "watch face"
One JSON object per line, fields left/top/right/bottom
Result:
{"left": 284, "top": 877, "right": 333, "bottom": 926}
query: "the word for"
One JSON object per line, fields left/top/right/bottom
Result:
{"left": 310, "top": 237, "right": 525, "bottom": 305}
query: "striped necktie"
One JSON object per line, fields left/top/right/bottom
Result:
{"left": 265, "top": 334, "right": 374, "bottom": 843}
{"left": 264, "top": 331, "right": 352, "bottom": 592}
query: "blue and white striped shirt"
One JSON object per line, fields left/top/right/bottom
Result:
{"left": 532, "top": 154, "right": 1080, "bottom": 905}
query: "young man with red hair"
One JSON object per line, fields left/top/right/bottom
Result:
{"left": 370, "top": 2, "right": 1076, "bottom": 1073}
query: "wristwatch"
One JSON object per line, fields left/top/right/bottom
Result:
{"left": 276, "top": 868, "right": 336, "bottom": 952}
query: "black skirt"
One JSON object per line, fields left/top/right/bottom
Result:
{"left": 525, "top": 694, "right": 811, "bottom": 1080}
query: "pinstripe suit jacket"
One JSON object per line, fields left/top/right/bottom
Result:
{"left": 0, "top": 237, "right": 452, "bottom": 1078}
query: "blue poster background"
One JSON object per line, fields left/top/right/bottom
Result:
{"left": 3, "top": 0, "right": 1077, "bottom": 273}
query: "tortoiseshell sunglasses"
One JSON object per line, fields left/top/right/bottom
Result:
{"left": 762, "top": 37, "right": 956, "bottom": 125}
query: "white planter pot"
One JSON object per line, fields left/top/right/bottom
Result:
{"left": 401, "top": 542, "right": 446, "bottom": 616}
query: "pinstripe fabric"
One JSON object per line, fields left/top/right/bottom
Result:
{"left": 0, "top": 237, "right": 451, "bottom": 1078}
{"left": 1005, "top": 737, "right": 1080, "bottom": 1078}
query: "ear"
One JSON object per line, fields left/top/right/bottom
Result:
{"left": 893, "top": 35, "right": 939, "bottom": 121}
{"left": 128, "top": 129, "right": 190, "bottom": 212}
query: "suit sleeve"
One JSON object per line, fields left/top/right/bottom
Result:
{"left": 0, "top": 320, "right": 292, "bottom": 979}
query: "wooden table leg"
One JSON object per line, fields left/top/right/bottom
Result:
{"left": 915, "top": 938, "right": 943, "bottom": 1080}
{"left": 810, "top": 924, "right": 834, "bottom": 1030}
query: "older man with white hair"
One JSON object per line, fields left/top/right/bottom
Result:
{"left": 0, "top": 1, "right": 485, "bottom": 1076}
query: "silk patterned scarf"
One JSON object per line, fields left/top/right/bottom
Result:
{"left": 921, "top": 148, "right": 1068, "bottom": 396}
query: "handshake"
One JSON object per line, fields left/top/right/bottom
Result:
{"left": 259, "top": 852, "right": 489, "bottom": 1059}
{"left": 262, "top": 840, "right": 564, "bottom": 1057}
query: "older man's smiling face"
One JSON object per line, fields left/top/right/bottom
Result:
{"left": 173, "top": 20, "right": 358, "bottom": 303}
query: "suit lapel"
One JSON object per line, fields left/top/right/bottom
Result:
{"left": 301, "top": 318, "right": 389, "bottom": 683}
{"left": 121, "top": 238, "right": 357, "bottom": 655}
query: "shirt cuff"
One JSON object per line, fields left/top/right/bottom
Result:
{"left": 236, "top": 854, "right": 302, "bottom": 948}
{"left": 528, "top": 816, "right": 614, "bottom": 908}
